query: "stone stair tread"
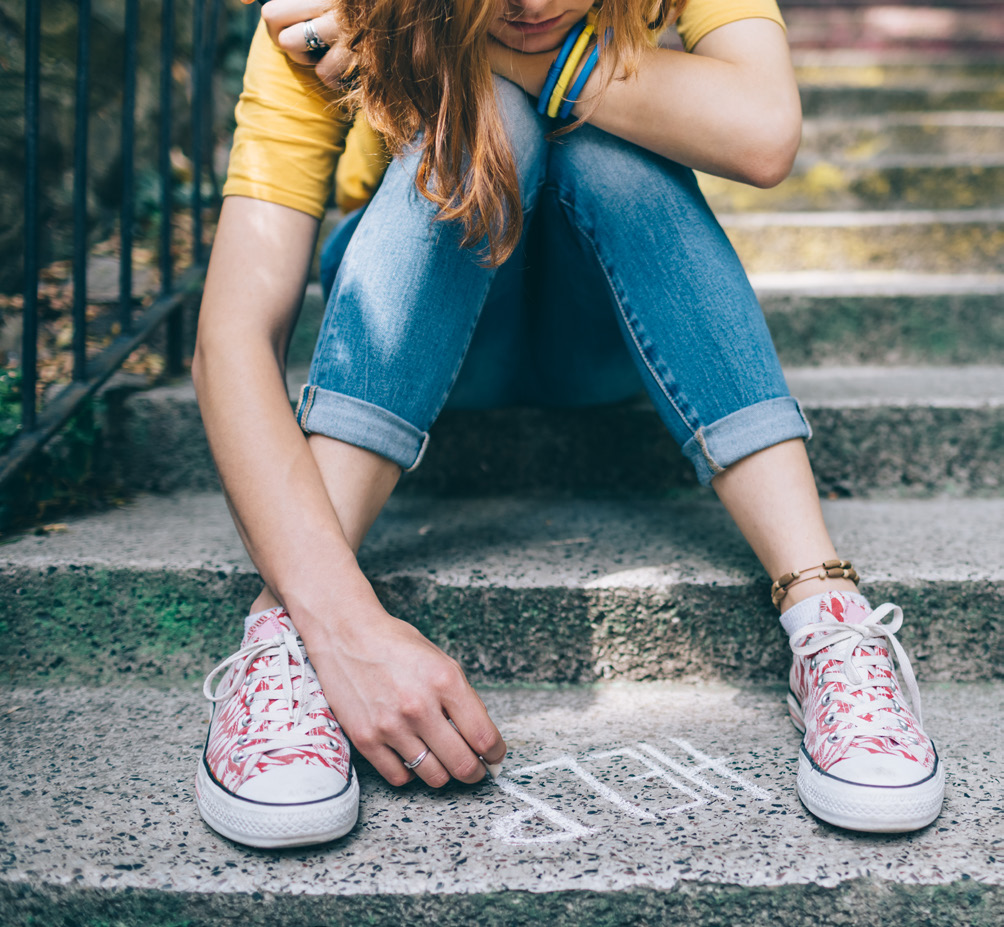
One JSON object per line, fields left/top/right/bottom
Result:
{"left": 720, "top": 206, "right": 1004, "bottom": 226}
{"left": 797, "top": 111, "right": 1004, "bottom": 163}
{"left": 786, "top": 365, "right": 1004, "bottom": 407}
{"left": 805, "top": 111, "right": 1004, "bottom": 126}
{"left": 721, "top": 212, "right": 1003, "bottom": 273}
{"left": 112, "top": 363, "right": 1004, "bottom": 411}
{"left": 794, "top": 67, "right": 1004, "bottom": 90}
{"left": 5, "top": 491, "right": 1001, "bottom": 586}
{"left": 749, "top": 270, "right": 1004, "bottom": 296}
{"left": 792, "top": 152, "right": 1004, "bottom": 169}
{"left": 2, "top": 680, "right": 1000, "bottom": 925}
{"left": 700, "top": 163, "right": 1004, "bottom": 213}
{"left": 798, "top": 86, "right": 1004, "bottom": 117}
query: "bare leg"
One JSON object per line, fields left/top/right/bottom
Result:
{"left": 250, "top": 436, "right": 401, "bottom": 613}
{"left": 712, "top": 438, "right": 859, "bottom": 608}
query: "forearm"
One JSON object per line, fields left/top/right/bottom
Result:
{"left": 491, "top": 20, "right": 801, "bottom": 187}
{"left": 197, "top": 345, "right": 379, "bottom": 612}
{"left": 193, "top": 197, "right": 382, "bottom": 629}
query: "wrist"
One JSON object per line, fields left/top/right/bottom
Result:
{"left": 278, "top": 552, "right": 386, "bottom": 635}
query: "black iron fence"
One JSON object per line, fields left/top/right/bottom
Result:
{"left": 2, "top": 0, "right": 257, "bottom": 489}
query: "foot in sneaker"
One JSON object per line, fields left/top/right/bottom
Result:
{"left": 196, "top": 607, "right": 359, "bottom": 848}
{"left": 782, "top": 592, "right": 944, "bottom": 833}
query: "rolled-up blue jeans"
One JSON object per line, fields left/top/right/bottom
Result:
{"left": 298, "top": 78, "right": 811, "bottom": 485}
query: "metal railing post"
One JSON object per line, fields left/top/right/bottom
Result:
{"left": 191, "top": 0, "right": 206, "bottom": 266}
{"left": 162, "top": 0, "right": 183, "bottom": 375}
{"left": 21, "top": 0, "right": 41, "bottom": 433}
{"left": 72, "top": 0, "right": 92, "bottom": 382}
{"left": 205, "top": 0, "right": 222, "bottom": 200}
{"left": 119, "top": 0, "right": 139, "bottom": 334}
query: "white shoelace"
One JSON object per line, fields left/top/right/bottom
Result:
{"left": 203, "top": 629, "right": 335, "bottom": 765}
{"left": 789, "top": 602, "right": 925, "bottom": 741}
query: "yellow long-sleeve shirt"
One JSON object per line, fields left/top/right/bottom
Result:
{"left": 223, "top": 0, "right": 786, "bottom": 216}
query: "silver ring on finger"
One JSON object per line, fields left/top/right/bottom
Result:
{"left": 403, "top": 748, "right": 430, "bottom": 770}
{"left": 302, "top": 19, "right": 329, "bottom": 52}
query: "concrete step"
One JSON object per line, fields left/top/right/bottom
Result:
{"left": 721, "top": 208, "right": 1004, "bottom": 274}
{"left": 105, "top": 364, "right": 1004, "bottom": 496}
{"left": 798, "top": 112, "right": 1004, "bottom": 161}
{"left": 751, "top": 272, "right": 1004, "bottom": 365}
{"left": 1, "top": 680, "right": 1000, "bottom": 926}
{"left": 791, "top": 53, "right": 1004, "bottom": 116}
{"left": 703, "top": 161, "right": 1004, "bottom": 213}
{"left": 700, "top": 113, "right": 1004, "bottom": 210}
{"left": 2, "top": 491, "right": 1001, "bottom": 686}
{"left": 792, "top": 57, "right": 1004, "bottom": 85}
{"left": 799, "top": 82, "right": 1004, "bottom": 116}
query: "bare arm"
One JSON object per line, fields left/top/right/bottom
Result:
{"left": 193, "top": 196, "right": 505, "bottom": 786}
{"left": 193, "top": 197, "right": 363, "bottom": 600}
{"left": 488, "top": 19, "right": 802, "bottom": 188}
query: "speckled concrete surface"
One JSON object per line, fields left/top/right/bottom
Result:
{"left": 1, "top": 681, "right": 1000, "bottom": 907}
{"left": 3, "top": 493, "right": 1002, "bottom": 687}
{"left": 4, "top": 492, "right": 1002, "bottom": 585}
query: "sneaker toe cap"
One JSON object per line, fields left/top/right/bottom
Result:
{"left": 236, "top": 764, "right": 350, "bottom": 804}
{"left": 830, "top": 752, "right": 932, "bottom": 788}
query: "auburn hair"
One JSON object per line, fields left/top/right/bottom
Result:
{"left": 334, "top": 1, "right": 687, "bottom": 265}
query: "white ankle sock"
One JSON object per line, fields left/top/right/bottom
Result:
{"left": 779, "top": 591, "right": 871, "bottom": 637}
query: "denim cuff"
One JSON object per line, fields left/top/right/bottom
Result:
{"left": 682, "top": 396, "right": 812, "bottom": 486}
{"left": 295, "top": 385, "right": 430, "bottom": 472}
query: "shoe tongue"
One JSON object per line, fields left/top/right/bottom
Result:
{"left": 780, "top": 590, "right": 872, "bottom": 636}
{"left": 819, "top": 591, "right": 871, "bottom": 626}
{"left": 243, "top": 607, "right": 295, "bottom": 645}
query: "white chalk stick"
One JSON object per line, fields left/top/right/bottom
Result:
{"left": 483, "top": 760, "right": 503, "bottom": 779}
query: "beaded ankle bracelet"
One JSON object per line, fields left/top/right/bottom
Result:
{"left": 771, "top": 559, "right": 860, "bottom": 610}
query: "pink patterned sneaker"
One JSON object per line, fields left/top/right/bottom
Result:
{"left": 782, "top": 592, "right": 944, "bottom": 832}
{"left": 196, "top": 607, "right": 359, "bottom": 848}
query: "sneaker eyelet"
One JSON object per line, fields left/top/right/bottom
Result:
{"left": 824, "top": 713, "right": 835, "bottom": 725}
{"left": 827, "top": 733, "right": 840, "bottom": 744}
{"left": 809, "top": 657, "right": 817, "bottom": 670}
{"left": 237, "top": 734, "right": 250, "bottom": 746}
{"left": 243, "top": 694, "right": 253, "bottom": 708}
{"left": 242, "top": 715, "right": 253, "bottom": 729}
{"left": 233, "top": 752, "right": 245, "bottom": 763}
{"left": 822, "top": 693, "right": 832, "bottom": 705}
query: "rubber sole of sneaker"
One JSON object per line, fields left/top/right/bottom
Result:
{"left": 195, "top": 759, "right": 360, "bottom": 849}
{"left": 786, "top": 691, "right": 945, "bottom": 833}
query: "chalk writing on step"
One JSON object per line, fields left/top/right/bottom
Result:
{"left": 491, "top": 738, "right": 771, "bottom": 845}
